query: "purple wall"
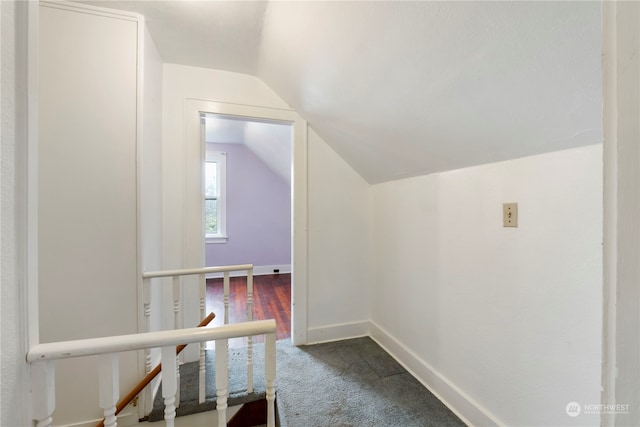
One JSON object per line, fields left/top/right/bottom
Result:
{"left": 206, "top": 143, "right": 291, "bottom": 267}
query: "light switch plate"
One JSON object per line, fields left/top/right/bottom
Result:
{"left": 503, "top": 203, "right": 518, "bottom": 227}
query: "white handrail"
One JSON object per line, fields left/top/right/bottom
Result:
{"left": 29, "top": 320, "right": 277, "bottom": 427}
{"left": 142, "top": 264, "right": 253, "bottom": 279}
{"left": 27, "top": 320, "right": 275, "bottom": 362}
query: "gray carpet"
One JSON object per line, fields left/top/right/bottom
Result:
{"left": 149, "top": 337, "right": 466, "bottom": 426}
{"left": 148, "top": 345, "right": 268, "bottom": 422}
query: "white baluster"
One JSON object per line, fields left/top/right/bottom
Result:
{"left": 161, "top": 346, "right": 177, "bottom": 427}
{"left": 246, "top": 269, "right": 254, "bottom": 321}
{"left": 172, "top": 276, "right": 181, "bottom": 408}
{"left": 247, "top": 269, "right": 254, "bottom": 393}
{"left": 98, "top": 354, "right": 119, "bottom": 427}
{"left": 172, "top": 276, "right": 181, "bottom": 329}
{"left": 199, "top": 273, "right": 207, "bottom": 403}
{"left": 223, "top": 272, "right": 230, "bottom": 324}
{"left": 215, "top": 338, "right": 229, "bottom": 427}
{"left": 199, "top": 272, "right": 206, "bottom": 324}
{"left": 265, "top": 333, "right": 276, "bottom": 427}
{"left": 198, "top": 345, "right": 206, "bottom": 404}
{"left": 175, "top": 356, "right": 181, "bottom": 409}
{"left": 143, "top": 277, "right": 152, "bottom": 417}
{"left": 31, "top": 360, "right": 55, "bottom": 427}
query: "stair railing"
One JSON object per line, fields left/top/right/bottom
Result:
{"left": 96, "top": 312, "right": 216, "bottom": 427}
{"left": 142, "top": 264, "right": 255, "bottom": 411}
{"left": 28, "top": 319, "right": 277, "bottom": 427}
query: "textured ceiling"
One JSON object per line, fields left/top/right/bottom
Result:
{"left": 81, "top": 0, "right": 267, "bottom": 73}
{"left": 77, "top": 1, "right": 602, "bottom": 184}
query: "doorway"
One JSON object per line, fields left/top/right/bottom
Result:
{"left": 183, "top": 99, "right": 309, "bottom": 346}
{"left": 202, "top": 113, "right": 293, "bottom": 346}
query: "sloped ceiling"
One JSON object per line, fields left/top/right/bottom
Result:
{"left": 78, "top": 0, "right": 602, "bottom": 184}
{"left": 204, "top": 114, "right": 292, "bottom": 185}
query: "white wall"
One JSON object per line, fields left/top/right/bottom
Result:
{"left": 161, "top": 64, "right": 290, "bottom": 275}
{"left": 371, "top": 145, "right": 603, "bottom": 426}
{"left": 141, "top": 25, "right": 164, "bottom": 311}
{"left": 162, "top": 65, "right": 371, "bottom": 345}
{"left": 162, "top": 65, "right": 292, "bottom": 347}
{"left": 307, "top": 127, "right": 371, "bottom": 342}
{"left": 37, "top": 4, "right": 144, "bottom": 425}
{"left": 1, "top": 1, "right": 31, "bottom": 425}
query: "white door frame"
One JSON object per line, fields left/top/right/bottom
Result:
{"left": 601, "top": 2, "right": 640, "bottom": 425}
{"left": 184, "top": 99, "right": 308, "bottom": 346}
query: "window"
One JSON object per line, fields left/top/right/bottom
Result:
{"left": 205, "top": 150, "right": 227, "bottom": 243}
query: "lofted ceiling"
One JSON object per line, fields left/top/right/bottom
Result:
{"left": 204, "top": 114, "right": 292, "bottom": 185}
{"left": 78, "top": 0, "right": 602, "bottom": 184}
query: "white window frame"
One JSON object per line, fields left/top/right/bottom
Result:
{"left": 205, "top": 150, "right": 227, "bottom": 244}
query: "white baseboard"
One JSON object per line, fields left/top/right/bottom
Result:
{"left": 369, "top": 321, "right": 503, "bottom": 427}
{"left": 307, "top": 320, "right": 369, "bottom": 344}
{"left": 205, "top": 264, "right": 291, "bottom": 279}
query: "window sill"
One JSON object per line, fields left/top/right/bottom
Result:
{"left": 206, "top": 235, "right": 228, "bottom": 244}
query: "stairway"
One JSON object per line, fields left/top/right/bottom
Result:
{"left": 227, "top": 399, "right": 273, "bottom": 427}
{"left": 168, "top": 399, "right": 275, "bottom": 427}
{"left": 148, "top": 347, "right": 269, "bottom": 422}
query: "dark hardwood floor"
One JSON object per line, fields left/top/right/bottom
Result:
{"left": 206, "top": 273, "right": 291, "bottom": 348}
